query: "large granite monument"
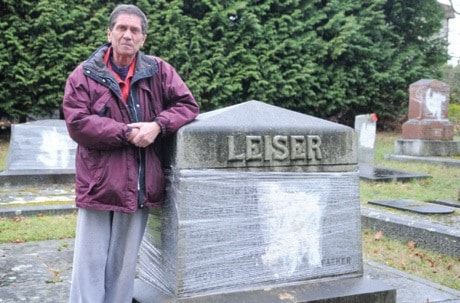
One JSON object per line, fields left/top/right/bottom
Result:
{"left": 134, "top": 101, "right": 395, "bottom": 303}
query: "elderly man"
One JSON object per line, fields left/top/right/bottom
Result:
{"left": 63, "top": 4, "right": 199, "bottom": 302}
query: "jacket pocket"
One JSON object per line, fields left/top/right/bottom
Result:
{"left": 91, "top": 91, "right": 113, "bottom": 118}
{"left": 86, "top": 150, "right": 127, "bottom": 207}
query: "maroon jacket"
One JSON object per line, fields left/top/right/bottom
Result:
{"left": 63, "top": 44, "right": 199, "bottom": 213}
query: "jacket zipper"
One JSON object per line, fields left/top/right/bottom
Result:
{"left": 128, "top": 89, "right": 145, "bottom": 209}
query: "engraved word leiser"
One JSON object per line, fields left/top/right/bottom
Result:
{"left": 227, "top": 135, "right": 322, "bottom": 162}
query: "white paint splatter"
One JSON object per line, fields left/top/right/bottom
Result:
{"left": 12, "top": 264, "right": 34, "bottom": 271}
{"left": 358, "top": 118, "right": 376, "bottom": 149}
{"left": 424, "top": 88, "right": 446, "bottom": 119}
{"left": 260, "top": 183, "right": 322, "bottom": 278}
{"left": 37, "top": 127, "right": 71, "bottom": 168}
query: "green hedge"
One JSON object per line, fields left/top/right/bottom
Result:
{"left": 0, "top": 0, "right": 448, "bottom": 125}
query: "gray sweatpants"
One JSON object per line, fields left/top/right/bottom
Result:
{"left": 69, "top": 207, "right": 149, "bottom": 303}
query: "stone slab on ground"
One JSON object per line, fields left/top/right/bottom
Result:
{"left": 0, "top": 182, "right": 75, "bottom": 206}
{"left": 0, "top": 171, "right": 75, "bottom": 186}
{"left": 385, "top": 154, "right": 460, "bottom": 168}
{"left": 0, "top": 204, "right": 76, "bottom": 218}
{"left": 430, "top": 199, "right": 460, "bottom": 208}
{"left": 361, "top": 206, "right": 460, "bottom": 258}
{"left": 368, "top": 199, "right": 456, "bottom": 215}
{"left": 358, "top": 165, "right": 431, "bottom": 182}
{"left": 394, "top": 139, "right": 460, "bottom": 157}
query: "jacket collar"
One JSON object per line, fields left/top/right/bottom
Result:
{"left": 83, "top": 43, "right": 158, "bottom": 81}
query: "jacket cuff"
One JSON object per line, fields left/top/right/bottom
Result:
{"left": 154, "top": 117, "right": 166, "bottom": 135}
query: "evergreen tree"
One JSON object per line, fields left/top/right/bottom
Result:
{"left": 142, "top": 0, "right": 448, "bottom": 124}
{"left": 0, "top": 0, "right": 449, "bottom": 125}
{"left": 0, "top": 0, "right": 110, "bottom": 121}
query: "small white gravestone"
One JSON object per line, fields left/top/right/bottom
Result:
{"left": 354, "top": 113, "right": 378, "bottom": 165}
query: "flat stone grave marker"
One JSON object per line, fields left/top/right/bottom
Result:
{"left": 368, "top": 199, "right": 455, "bottom": 215}
{"left": 429, "top": 199, "right": 460, "bottom": 209}
{"left": 359, "top": 165, "right": 431, "bottom": 182}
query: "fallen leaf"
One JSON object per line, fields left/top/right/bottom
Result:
{"left": 45, "top": 278, "right": 63, "bottom": 284}
{"left": 408, "top": 241, "right": 416, "bottom": 250}
{"left": 374, "top": 231, "right": 383, "bottom": 241}
{"left": 419, "top": 179, "right": 428, "bottom": 186}
{"left": 428, "top": 259, "right": 435, "bottom": 267}
{"left": 415, "top": 252, "right": 425, "bottom": 259}
{"left": 400, "top": 261, "right": 406, "bottom": 270}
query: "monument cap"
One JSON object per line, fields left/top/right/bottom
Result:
{"left": 163, "top": 100, "right": 357, "bottom": 172}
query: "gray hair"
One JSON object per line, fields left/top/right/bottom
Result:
{"left": 109, "top": 4, "right": 148, "bottom": 35}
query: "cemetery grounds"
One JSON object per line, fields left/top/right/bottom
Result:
{"left": 0, "top": 129, "right": 458, "bottom": 291}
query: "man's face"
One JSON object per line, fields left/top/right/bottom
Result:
{"left": 108, "top": 13, "right": 146, "bottom": 61}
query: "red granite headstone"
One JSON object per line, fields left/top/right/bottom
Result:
{"left": 402, "top": 79, "right": 454, "bottom": 140}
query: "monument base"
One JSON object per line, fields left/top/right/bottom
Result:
{"left": 394, "top": 139, "right": 460, "bottom": 157}
{"left": 133, "top": 276, "right": 396, "bottom": 303}
{"left": 401, "top": 119, "right": 453, "bottom": 140}
{"left": 0, "top": 170, "right": 75, "bottom": 186}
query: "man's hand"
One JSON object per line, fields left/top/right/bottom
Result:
{"left": 127, "top": 122, "right": 161, "bottom": 148}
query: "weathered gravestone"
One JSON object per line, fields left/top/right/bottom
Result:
{"left": 1, "top": 120, "right": 76, "bottom": 184}
{"left": 134, "top": 101, "right": 395, "bottom": 303}
{"left": 395, "top": 79, "right": 460, "bottom": 156}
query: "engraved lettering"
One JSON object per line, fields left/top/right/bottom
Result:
{"left": 290, "top": 135, "right": 306, "bottom": 160}
{"left": 246, "top": 136, "right": 263, "bottom": 160}
{"left": 321, "top": 256, "right": 351, "bottom": 267}
{"left": 195, "top": 269, "right": 234, "bottom": 283}
{"left": 307, "top": 135, "right": 322, "bottom": 160}
{"left": 227, "top": 134, "right": 323, "bottom": 163}
{"left": 264, "top": 135, "right": 272, "bottom": 161}
{"left": 227, "top": 136, "right": 245, "bottom": 161}
{"left": 273, "top": 135, "right": 289, "bottom": 160}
